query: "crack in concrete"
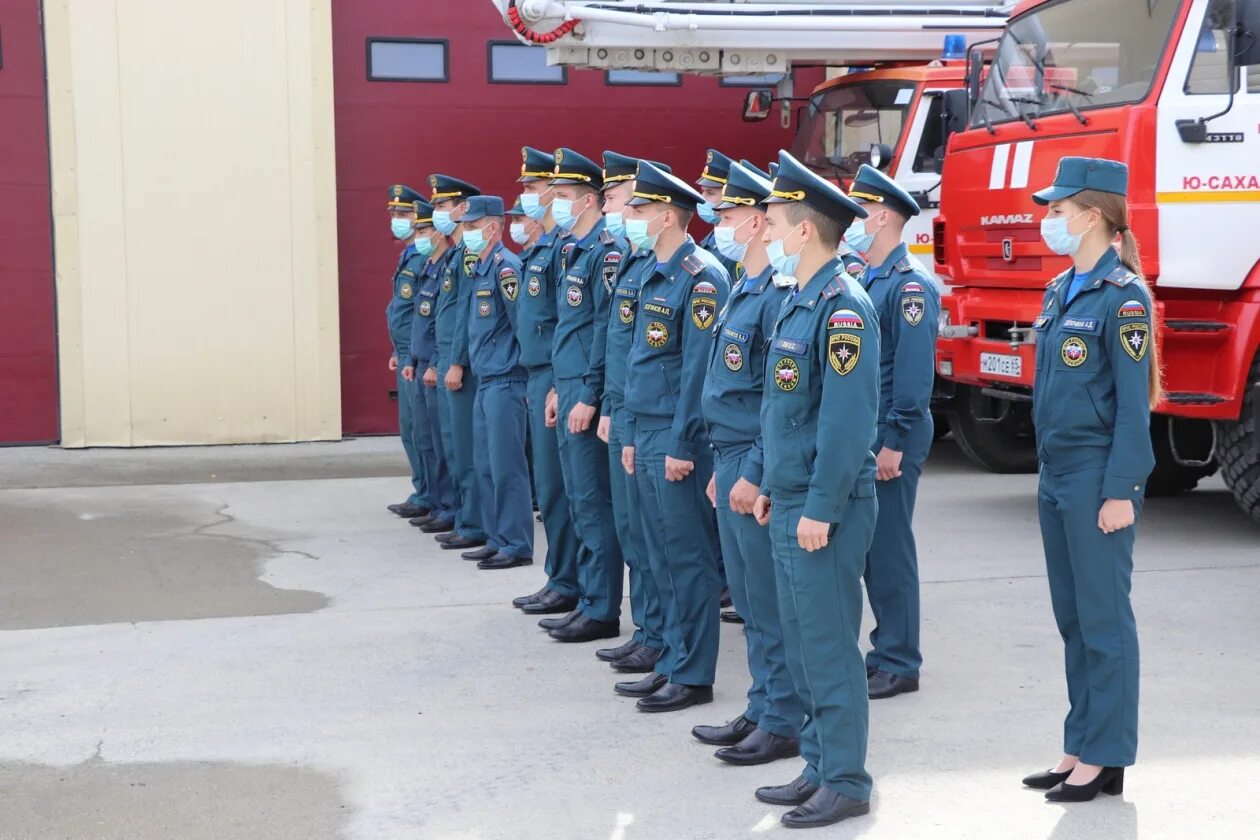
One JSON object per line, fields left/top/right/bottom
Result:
{"left": 192, "top": 502, "right": 321, "bottom": 564}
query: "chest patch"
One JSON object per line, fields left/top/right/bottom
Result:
{"left": 442, "top": 273, "right": 453, "bottom": 293}
{"left": 500, "top": 270, "right": 519, "bottom": 301}
{"left": 1061, "top": 336, "right": 1088, "bottom": 367}
{"left": 567, "top": 285, "right": 584, "bottom": 306}
{"left": 692, "top": 296, "right": 717, "bottom": 330}
{"left": 646, "top": 321, "right": 669, "bottom": 348}
{"left": 527, "top": 275, "right": 541, "bottom": 296}
{"left": 418, "top": 300, "right": 432, "bottom": 316}
{"left": 1062, "top": 317, "right": 1100, "bottom": 333}
{"left": 619, "top": 298, "right": 635, "bottom": 324}
{"left": 400, "top": 283, "right": 413, "bottom": 300}
{"left": 1120, "top": 322, "right": 1149, "bottom": 362}
{"left": 724, "top": 343, "right": 745, "bottom": 372}
{"left": 478, "top": 299, "right": 491, "bottom": 318}
{"left": 1118, "top": 299, "right": 1147, "bottom": 319}
{"left": 827, "top": 309, "right": 864, "bottom": 330}
{"left": 828, "top": 333, "right": 861, "bottom": 375}
{"left": 901, "top": 296, "right": 925, "bottom": 326}
{"left": 773, "top": 357, "right": 800, "bottom": 391}
{"left": 721, "top": 326, "right": 750, "bottom": 343}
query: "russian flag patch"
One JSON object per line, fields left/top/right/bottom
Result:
{"left": 901, "top": 281, "right": 925, "bottom": 294}
{"left": 828, "top": 308, "right": 864, "bottom": 330}
{"left": 1118, "top": 299, "right": 1147, "bottom": 318}
{"left": 692, "top": 280, "right": 717, "bottom": 294}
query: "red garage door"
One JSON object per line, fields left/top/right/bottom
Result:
{"left": 0, "top": 0, "right": 57, "bottom": 444}
{"left": 331, "top": 0, "right": 813, "bottom": 435}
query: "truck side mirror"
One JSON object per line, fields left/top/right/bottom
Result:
{"left": 1236, "top": 0, "right": 1260, "bottom": 66}
{"left": 941, "top": 89, "right": 969, "bottom": 139}
{"left": 742, "top": 89, "right": 773, "bottom": 123}
{"left": 967, "top": 50, "right": 984, "bottom": 105}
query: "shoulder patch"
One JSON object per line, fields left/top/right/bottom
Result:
{"left": 1104, "top": 266, "right": 1137, "bottom": 287}
{"left": 499, "top": 267, "right": 520, "bottom": 302}
{"left": 603, "top": 251, "right": 622, "bottom": 264}
{"left": 846, "top": 261, "right": 864, "bottom": 277}
{"left": 901, "top": 280, "right": 925, "bottom": 294}
{"left": 681, "top": 253, "right": 705, "bottom": 276}
{"left": 1118, "top": 299, "right": 1148, "bottom": 319}
{"left": 692, "top": 280, "right": 718, "bottom": 295}
{"left": 827, "top": 308, "right": 864, "bottom": 330}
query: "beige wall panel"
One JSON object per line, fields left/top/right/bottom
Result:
{"left": 47, "top": 0, "right": 340, "bottom": 447}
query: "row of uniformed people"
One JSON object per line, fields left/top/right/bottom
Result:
{"left": 381, "top": 148, "right": 1152, "bottom": 827}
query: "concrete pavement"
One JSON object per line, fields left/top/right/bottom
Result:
{"left": 1, "top": 437, "right": 1256, "bottom": 839}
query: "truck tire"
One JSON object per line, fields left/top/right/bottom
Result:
{"left": 1145, "top": 415, "right": 1217, "bottom": 497}
{"left": 949, "top": 385, "right": 1038, "bottom": 474}
{"left": 1215, "top": 352, "right": 1260, "bottom": 523}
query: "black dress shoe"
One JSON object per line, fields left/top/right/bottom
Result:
{"left": 614, "top": 672, "right": 667, "bottom": 698}
{"left": 549, "top": 614, "right": 619, "bottom": 642}
{"left": 596, "top": 639, "right": 642, "bottom": 662}
{"left": 1045, "top": 767, "right": 1124, "bottom": 802}
{"left": 755, "top": 775, "right": 820, "bottom": 806}
{"left": 610, "top": 645, "right": 661, "bottom": 673}
{"left": 782, "top": 788, "right": 870, "bottom": 828}
{"left": 538, "top": 610, "right": 580, "bottom": 631}
{"left": 394, "top": 503, "right": 429, "bottom": 519}
{"left": 720, "top": 609, "right": 744, "bottom": 624}
{"left": 719, "top": 586, "right": 733, "bottom": 608}
{"left": 1022, "top": 768, "right": 1072, "bottom": 790}
{"left": 421, "top": 519, "right": 456, "bottom": 534}
{"left": 715, "top": 728, "right": 800, "bottom": 766}
{"left": 434, "top": 531, "right": 456, "bottom": 543}
{"left": 692, "top": 715, "right": 756, "bottom": 746}
{"left": 521, "top": 590, "right": 578, "bottom": 614}
{"left": 478, "top": 554, "right": 533, "bottom": 570}
{"left": 387, "top": 503, "right": 404, "bottom": 515}
{"left": 513, "top": 586, "right": 550, "bottom": 608}
{"left": 461, "top": 546, "right": 497, "bottom": 561}
{"left": 868, "top": 670, "right": 920, "bottom": 699}
{"left": 441, "top": 535, "right": 487, "bottom": 550}
{"left": 408, "top": 515, "right": 435, "bottom": 527}
{"left": 636, "top": 682, "right": 713, "bottom": 713}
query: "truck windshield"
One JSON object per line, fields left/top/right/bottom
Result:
{"left": 792, "top": 79, "right": 916, "bottom": 180}
{"left": 970, "top": 0, "right": 1180, "bottom": 128}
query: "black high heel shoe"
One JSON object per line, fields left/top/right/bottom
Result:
{"left": 1045, "top": 766, "right": 1124, "bottom": 802}
{"left": 1022, "top": 768, "right": 1072, "bottom": 790}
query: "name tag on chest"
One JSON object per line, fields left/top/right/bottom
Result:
{"left": 772, "top": 337, "right": 809, "bottom": 356}
{"left": 722, "top": 326, "right": 750, "bottom": 343}
{"left": 1061, "top": 317, "right": 1100, "bottom": 334}
{"left": 643, "top": 302, "right": 675, "bottom": 318}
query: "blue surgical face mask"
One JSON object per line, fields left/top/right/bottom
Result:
{"left": 625, "top": 212, "right": 666, "bottom": 252}
{"left": 843, "top": 218, "right": 875, "bottom": 253}
{"left": 713, "top": 216, "right": 754, "bottom": 263}
{"left": 462, "top": 226, "right": 488, "bottom": 255}
{"left": 519, "top": 192, "right": 547, "bottom": 221}
{"left": 604, "top": 211, "right": 625, "bottom": 238}
{"left": 766, "top": 224, "right": 805, "bottom": 280}
{"left": 414, "top": 234, "right": 435, "bottom": 257}
{"left": 1040, "top": 211, "right": 1088, "bottom": 256}
{"left": 433, "top": 209, "right": 457, "bottom": 236}
{"left": 391, "top": 217, "right": 413, "bottom": 240}
{"left": 551, "top": 197, "right": 587, "bottom": 232}
{"left": 697, "top": 201, "right": 719, "bottom": 225}
{"left": 509, "top": 222, "right": 529, "bottom": 245}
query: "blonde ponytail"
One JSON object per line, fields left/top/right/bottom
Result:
{"left": 1075, "top": 190, "right": 1164, "bottom": 408}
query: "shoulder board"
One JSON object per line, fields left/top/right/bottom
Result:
{"left": 599, "top": 229, "right": 614, "bottom": 245}
{"left": 493, "top": 251, "right": 503, "bottom": 263}
{"left": 895, "top": 258, "right": 912, "bottom": 273}
{"left": 821, "top": 278, "right": 845, "bottom": 300}
{"left": 603, "top": 251, "right": 622, "bottom": 264}
{"left": 1048, "top": 268, "right": 1072, "bottom": 288}
{"left": 681, "top": 253, "right": 705, "bottom": 276}
{"left": 1104, "top": 266, "right": 1137, "bottom": 287}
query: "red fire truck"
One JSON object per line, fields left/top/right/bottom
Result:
{"left": 934, "top": 0, "right": 1260, "bottom": 519}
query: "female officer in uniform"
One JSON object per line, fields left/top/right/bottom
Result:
{"left": 1023, "top": 157, "right": 1160, "bottom": 802}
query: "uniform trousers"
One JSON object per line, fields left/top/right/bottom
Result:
{"left": 633, "top": 422, "right": 720, "bottom": 686}
{"left": 714, "top": 445, "right": 802, "bottom": 739}
{"left": 556, "top": 377, "right": 623, "bottom": 623}
{"left": 1038, "top": 466, "right": 1140, "bottom": 767}
{"left": 608, "top": 400, "right": 663, "bottom": 650}
{"left": 527, "top": 369, "right": 579, "bottom": 596}
{"left": 421, "top": 380, "right": 456, "bottom": 520}
{"left": 395, "top": 370, "right": 430, "bottom": 507}
{"left": 472, "top": 376, "right": 533, "bottom": 559}
{"left": 769, "top": 492, "right": 876, "bottom": 801}
{"left": 863, "top": 457, "right": 925, "bottom": 679}
{"left": 437, "top": 362, "right": 486, "bottom": 542}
